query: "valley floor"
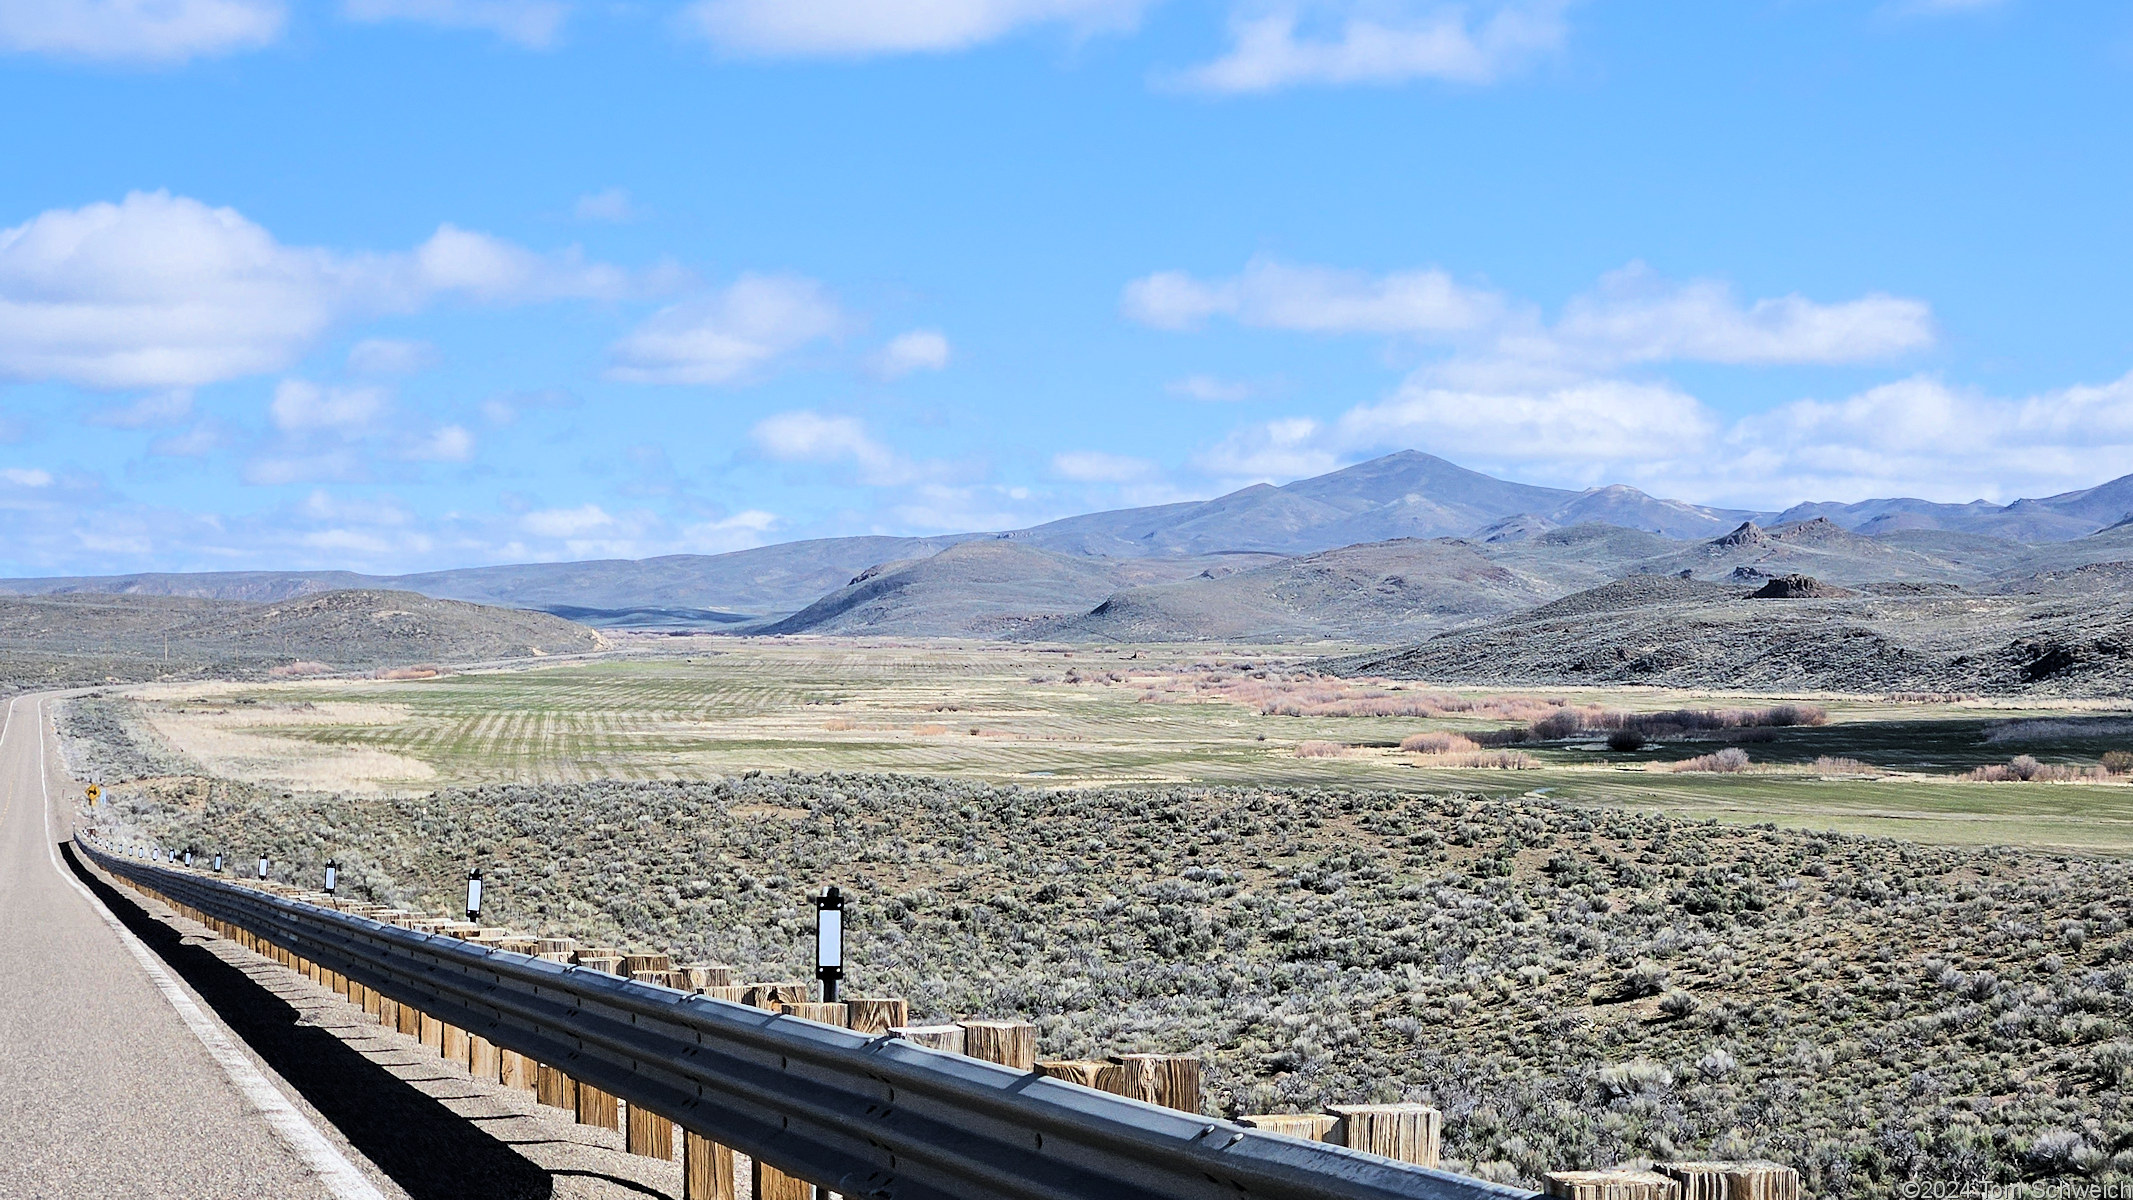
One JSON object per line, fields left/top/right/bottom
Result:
{"left": 73, "top": 635, "right": 2133, "bottom": 856}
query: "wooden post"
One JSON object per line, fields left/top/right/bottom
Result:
{"left": 469, "top": 1034, "right": 500, "bottom": 1081}
{"left": 625, "top": 1103, "right": 675, "bottom": 1160}
{"left": 752, "top": 1160, "right": 814, "bottom": 1200}
{"left": 1326, "top": 1104, "right": 1441, "bottom": 1167}
{"left": 1239, "top": 1113, "right": 1341, "bottom": 1141}
{"left": 1656, "top": 1162, "right": 1801, "bottom": 1200}
{"left": 576, "top": 956, "right": 624, "bottom": 976}
{"left": 698, "top": 986, "right": 750, "bottom": 1003}
{"left": 1110, "top": 1054, "right": 1202, "bottom": 1113}
{"left": 621, "top": 952, "right": 673, "bottom": 975}
{"left": 778, "top": 1003, "right": 849, "bottom": 1025}
{"left": 1036, "top": 1060, "right": 1109, "bottom": 1087}
{"left": 419, "top": 1011, "right": 444, "bottom": 1052}
{"left": 891, "top": 1024, "right": 965, "bottom": 1054}
{"left": 377, "top": 996, "right": 399, "bottom": 1030}
{"left": 959, "top": 1020, "right": 1037, "bottom": 1070}
{"left": 845, "top": 997, "right": 908, "bottom": 1033}
{"left": 683, "top": 1131, "right": 737, "bottom": 1200}
{"left": 439, "top": 1021, "right": 468, "bottom": 1064}
{"left": 396, "top": 1002, "right": 420, "bottom": 1038}
{"left": 742, "top": 982, "right": 809, "bottom": 1009}
{"left": 501, "top": 1050, "right": 537, "bottom": 1093}
{"left": 682, "top": 962, "right": 734, "bottom": 991}
{"left": 535, "top": 1062, "right": 576, "bottom": 1109}
{"left": 1546, "top": 1169, "right": 1682, "bottom": 1200}
{"left": 577, "top": 1082, "right": 620, "bottom": 1130}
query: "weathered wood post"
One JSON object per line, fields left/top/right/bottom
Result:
{"left": 468, "top": 1034, "right": 499, "bottom": 1081}
{"left": 1326, "top": 1104, "right": 1442, "bottom": 1167}
{"left": 535, "top": 1062, "right": 576, "bottom": 1109}
{"left": 625, "top": 1103, "right": 675, "bottom": 1160}
{"left": 844, "top": 997, "right": 908, "bottom": 1033}
{"left": 778, "top": 1002, "right": 849, "bottom": 1025}
{"left": 890, "top": 1024, "right": 964, "bottom": 1054}
{"left": 1544, "top": 1168, "right": 1682, "bottom": 1200}
{"left": 1238, "top": 1113, "right": 1341, "bottom": 1141}
{"left": 958, "top": 1020, "right": 1037, "bottom": 1069}
{"left": 1657, "top": 1161, "right": 1801, "bottom": 1200}
{"left": 500, "top": 1049, "right": 536, "bottom": 1093}
{"left": 683, "top": 1131, "right": 736, "bottom": 1200}
{"left": 1107, "top": 1054, "right": 1203, "bottom": 1113}
{"left": 752, "top": 1159, "right": 815, "bottom": 1200}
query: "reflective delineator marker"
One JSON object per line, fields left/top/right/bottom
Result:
{"left": 184, "top": 850, "right": 193, "bottom": 868}
{"left": 466, "top": 868, "right": 483, "bottom": 923}
{"left": 325, "top": 860, "right": 339, "bottom": 896}
{"left": 258, "top": 855, "right": 269, "bottom": 881}
{"left": 815, "top": 886, "right": 845, "bottom": 1003}
{"left": 213, "top": 853, "right": 223, "bottom": 873}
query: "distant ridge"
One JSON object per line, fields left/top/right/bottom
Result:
{"left": 7, "top": 451, "right": 2133, "bottom": 628}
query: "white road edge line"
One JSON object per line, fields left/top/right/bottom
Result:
{"left": 16, "top": 696, "right": 388, "bottom": 1200}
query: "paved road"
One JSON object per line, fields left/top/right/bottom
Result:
{"left": 0, "top": 694, "right": 370, "bottom": 1199}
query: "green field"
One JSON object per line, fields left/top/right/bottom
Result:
{"left": 122, "top": 638, "right": 2133, "bottom": 855}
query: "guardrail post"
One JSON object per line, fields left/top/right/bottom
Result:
{"left": 469, "top": 1034, "right": 499, "bottom": 1081}
{"left": 576, "top": 1079, "right": 618, "bottom": 1130}
{"left": 1327, "top": 1104, "right": 1442, "bottom": 1167}
{"left": 1037, "top": 1060, "right": 1108, "bottom": 1087}
{"left": 683, "top": 1131, "right": 736, "bottom": 1200}
{"left": 890, "top": 1024, "right": 963, "bottom": 1053}
{"left": 1657, "top": 1161, "right": 1800, "bottom": 1200}
{"left": 778, "top": 1002, "right": 847, "bottom": 1025}
{"left": 958, "top": 1020, "right": 1037, "bottom": 1070}
{"left": 501, "top": 1049, "right": 537, "bottom": 1094}
{"left": 752, "top": 1158, "right": 815, "bottom": 1200}
{"left": 535, "top": 1061, "right": 574, "bottom": 1109}
{"left": 419, "top": 1010, "right": 444, "bottom": 1052}
{"left": 438, "top": 1020, "right": 468, "bottom": 1063}
{"left": 1110, "top": 1053, "right": 1204, "bottom": 1113}
{"left": 844, "top": 997, "right": 907, "bottom": 1033}
{"left": 1543, "top": 1168, "right": 1680, "bottom": 1200}
{"left": 625, "top": 1102, "right": 674, "bottom": 1160}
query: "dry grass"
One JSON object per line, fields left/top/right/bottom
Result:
{"left": 1401, "top": 731, "right": 1480, "bottom": 754}
{"left": 1809, "top": 756, "right": 1879, "bottom": 776}
{"left": 1963, "top": 755, "right": 2113, "bottom": 783}
{"left": 1293, "top": 740, "right": 1354, "bottom": 758}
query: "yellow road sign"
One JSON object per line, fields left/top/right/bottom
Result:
{"left": 85, "top": 784, "right": 101, "bottom": 801}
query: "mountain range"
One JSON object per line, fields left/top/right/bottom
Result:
{"left": 7, "top": 451, "right": 2132, "bottom": 642}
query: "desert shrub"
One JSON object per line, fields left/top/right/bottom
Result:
{"left": 1964, "top": 756, "right": 2110, "bottom": 783}
{"left": 1623, "top": 960, "right": 1670, "bottom": 997}
{"left": 1985, "top": 718, "right": 2133, "bottom": 745}
{"left": 1810, "top": 757, "right": 1877, "bottom": 775}
{"left": 1400, "top": 731, "right": 1479, "bottom": 754}
{"left": 1607, "top": 730, "right": 1649, "bottom": 752}
{"left": 1767, "top": 704, "right": 1829, "bottom": 727}
{"left": 2104, "top": 751, "right": 2133, "bottom": 775}
{"left": 1530, "top": 709, "right": 1584, "bottom": 740}
{"left": 1672, "top": 748, "right": 1750, "bottom": 774}
{"left": 1658, "top": 989, "right": 1701, "bottom": 1018}
{"left": 1294, "top": 741, "right": 1352, "bottom": 758}
{"left": 1445, "top": 751, "right": 1541, "bottom": 769}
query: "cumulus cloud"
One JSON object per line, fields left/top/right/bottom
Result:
{"left": 682, "top": 0, "right": 1149, "bottom": 56}
{"left": 1175, "top": 0, "right": 1568, "bottom": 93}
{"left": 1052, "top": 450, "right": 1158, "bottom": 483}
{"left": 872, "top": 329, "right": 951, "bottom": 378}
{"left": 88, "top": 390, "right": 193, "bottom": 428}
{"left": 1123, "top": 258, "right": 1504, "bottom": 334}
{"left": 0, "top": 0, "right": 283, "bottom": 63}
{"left": 573, "top": 187, "right": 635, "bottom": 222}
{"left": 150, "top": 422, "right": 228, "bottom": 457}
{"left": 0, "top": 191, "right": 651, "bottom": 390}
{"left": 400, "top": 424, "right": 475, "bottom": 462}
{"left": 268, "top": 379, "right": 391, "bottom": 434}
{"left": 521, "top": 503, "right": 613, "bottom": 538}
{"left": 1192, "top": 416, "right": 1341, "bottom": 481}
{"left": 341, "top": 0, "right": 568, "bottom": 46}
{"left": 346, "top": 338, "right": 439, "bottom": 376}
{"left": 749, "top": 410, "right": 909, "bottom": 483}
{"left": 607, "top": 274, "right": 843, "bottom": 386}
{"left": 1338, "top": 373, "right": 1718, "bottom": 465}
{"left": 1130, "top": 257, "right": 1936, "bottom": 370}
{"left": 1168, "top": 374, "right": 1256, "bottom": 401}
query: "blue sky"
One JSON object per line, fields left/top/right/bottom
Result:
{"left": 1, "top": 0, "right": 2129, "bottom": 575}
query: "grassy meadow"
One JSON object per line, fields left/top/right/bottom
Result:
{"left": 102, "top": 636, "right": 2133, "bottom": 856}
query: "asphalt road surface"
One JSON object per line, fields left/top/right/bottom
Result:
{"left": 0, "top": 694, "right": 378, "bottom": 1199}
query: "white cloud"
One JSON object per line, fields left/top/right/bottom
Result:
{"left": 480, "top": 387, "right": 578, "bottom": 425}
{"left": 150, "top": 422, "right": 227, "bottom": 457}
{"left": 1175, "top": 1, "right": 1568, "bottom": 93}
{"left": 301, "top": 489, "right": 414, "bottom": 526}
{"left": 0, "top": 191, "right": 651, "bottom": 390}
{"left": 749, "top": 410, "right": 908, "bottom": 483}
{"left": 1052, "top": 450, "right": 1158, "bottom": 483}
{"left": 346, "top": 338, "right": 439, "bottom": 376}
{"left": 1192, "top": 416, "right": 1340, "bottom": 481}
{"left": 401, "top": 424, "right": 475, "bottom": 462}
{"left": 607, "top": 274, "right": 843, "bottom": 386}
{"left": 1123, "top": 258, "right": 1503, "bottom": 334}
{"left": 873, "top": 329, "right": 951, "bottom": 378}
{"left": 678, "top": 509, "right": 778, "bottom": 553}
{"left": 0, "top": 0, "right": 283, "bottom": 63}
{"left": 1338, "top": 373, "right": 1718, "bottom": 464}
{"left": 0, "top": 467, "right": 52, "bottom": 487}
{"left": 342, "top": 0, "right": 568, "bottom": 46}
{"left": 88, "top": 390, "right": 193, "bottom": 428}
{"left": 1131, "top": 257, "right": 1935, "bottom": 369}
{"left": 1168, "top": 374, "right": 1255, "bottom": 401}
{"left": 521, "top": 503, "right": 614, "bottom": 538}
{"left": 1534, "top": 263, "right": 1935, "bottom": 367}
{"left": 683, "top": 0, "right": 1149, "bottom": 57}
{"left": 573, "top": 187, "right": 635, "bottom": 222}
{"left": 244, "top": 449, "right": 365, "bottom": 485}
{"left": 268, "top": 379, "right": 391, "bottom": 434}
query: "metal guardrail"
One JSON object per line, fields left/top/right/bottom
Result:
{"left": 80, "top": 835, "right": 1539, "bottom": 1200}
